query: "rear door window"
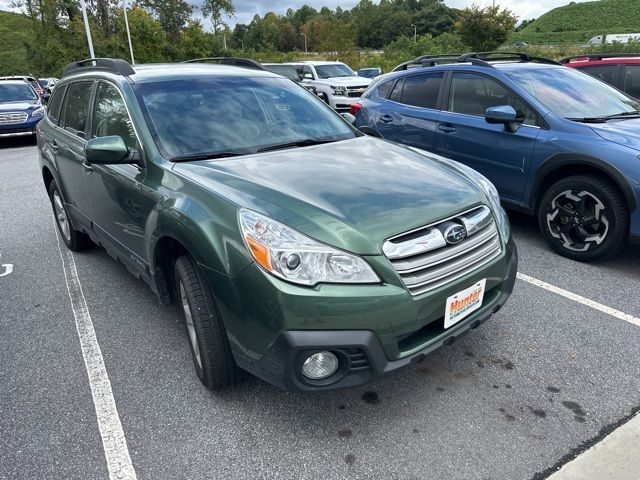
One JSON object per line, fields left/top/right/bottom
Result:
{"left": 375, "top": 79, "right": 394, "bottom": 99}
{"left": 389, "top": 78, "right": 405, "bottom": 102}
{"left": 623, "top": 65, "right": 640, "bottom": 98}
{"left": 579, "top": 65, "right": 618, "bottom": 86}
{"left": 46, "top": 85, "right": 66, "bottom": 125}
{"left": 61, "top": 81, "right": 94, "bottom": 138}
{"left": 399, "top": 73, "right": 443, "bottom": 109}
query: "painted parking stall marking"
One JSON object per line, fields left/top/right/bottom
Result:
{"left": 0, "top": 253, "right": 13, "bottom": 277}
{"left": 55, "top": 228, "right": 137, "bottom": 480}
{"left": 517, "top": 272, "right": 640, "bottom": 328}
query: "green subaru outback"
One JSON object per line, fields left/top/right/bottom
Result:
{"left": 37, "top": 58, "right": 517, "bottom": 392}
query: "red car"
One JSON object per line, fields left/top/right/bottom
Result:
{"left": 560, "top": 53, "right": 640, "bottom": 99}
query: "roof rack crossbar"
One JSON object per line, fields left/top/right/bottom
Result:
{"left": 559, "top": 53, "right": 640, "bottom": 64}
{"left": 181, "top": 57, "right": 264, "bottom": 70}
{"left": 62, "top": 58, "right": 135, "bottom": 78}
{"left": 458, "top": 51, "right": 560, "bottom": 65}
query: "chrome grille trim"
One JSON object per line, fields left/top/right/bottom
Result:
{"left": 383, "top": 205, "right": 502, "bottom": 296}
{"left": 0, "top": 112, "right": 28, "bottom": 125}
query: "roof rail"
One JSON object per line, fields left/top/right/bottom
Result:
{"left": 62, "top": 58, "right": 135, "bottom": 78}
{"left": 558, "top": 53, "right": 640, "bottom": 64}
{"left": 392, "top": 54, "right": 462, "bottom": 71}
{"left": 458, "top": 52, "right": 560, "bottom": 65}
{"left": 181, "top": 57, "right": 265, "bottom": 70}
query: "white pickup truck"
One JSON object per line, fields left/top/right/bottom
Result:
{"left": 287, "top": 61, "right": 372, "bottom": 112}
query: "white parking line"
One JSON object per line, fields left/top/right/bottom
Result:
{"left": 517, "top": 272, "right": 640, "bottom": 328}
{"left": 55, "top": 229, "right": 137, "bottom": 480}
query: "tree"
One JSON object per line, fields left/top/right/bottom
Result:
{"left": 201, "top": 0, "right": 234, "bottom": 34}
{"left": 456, "top": 4, "right": 517, "bottom": 51}
{"left": 515, "top": 18, "right": 535, "bottom": 32}
{"left": 139, "top": 0, "right": 193, "bottom": 40}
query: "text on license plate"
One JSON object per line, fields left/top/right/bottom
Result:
{"left": 444, "top": 279, "right": 486, "bottom": 329}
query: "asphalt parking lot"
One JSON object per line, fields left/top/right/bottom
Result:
{"left": 1, "top": 137, "right": 639, "bottom": 480}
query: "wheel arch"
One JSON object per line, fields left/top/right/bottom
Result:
{"left": 42, "top": 165, "right": 55, "bottom": 191}
{"left": 531, "top": 154, "right": 637, "bottom": 214}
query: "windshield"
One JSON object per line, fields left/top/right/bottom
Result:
{"left": 504, "top": 67, "right": 639, "bottom": 119}
{"left": 134, "top": 76, "right": 356, "bottom": 159}
{"left": 0, "top": 83, "right": 37, "bottom": 102}
{"left": 358, "top": 69, "right": 378, "bottom": 79}
{"left": 264, "top": 65, "right": 301, "bottom": 82}
{"left": 315, "top": 64, "right": 355, "bottom": 79}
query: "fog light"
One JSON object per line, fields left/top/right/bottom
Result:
{"left": 302, "top": 351, "right": 339, "bottom": 380}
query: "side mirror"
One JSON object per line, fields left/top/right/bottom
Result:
{"left": 341, "top": 112, "right": 356, "bottom": 125}
{"left": 85, "top": 136, "right": 130, "bottom": 164}
{"left": 485, "top": 105, "right": 520, "bottom": 133}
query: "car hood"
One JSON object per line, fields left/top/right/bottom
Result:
{"left": 590, "top": 118, "right": 640, "bottom": 151}
{"left": 0, "top": 100, "right": 40, "bottom": 111}
{"left": 172, "top": 137, "right": 486, "bottom": 255}
{"left": 315, "top": 76, "right": 372, "bottom": 87}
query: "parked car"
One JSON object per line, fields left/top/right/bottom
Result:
{"left": 38, "top": 57, "right": 517, "bottom": 392}
{"left": 286, "top": 61, "right": 371, "bottom": 112}
{"left": 560, "top": 53, "right": 640, "bottom": 99}
{"left": 357, "top": 67, "right": 383, "bottom": 79}
{"left": 262, "top": 63, "right": 319, "bottom": 96}
{"left": 0, "top": 80, "right": 45, "bottom": 138}
{"left": 0, "top": 75, "right": 47, "bottom": 99}
{"left": 353, "top": 52, "right": 640, "bottom": 261}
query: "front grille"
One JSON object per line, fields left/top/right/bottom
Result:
{"left": 383, "top": 206, "right": 502, "bottom": 295}
{"left": 0, "top": 112, "right": 28, "bottom": 125}
{"left": 346, "top": 86, "right": 368, "bottom": 98}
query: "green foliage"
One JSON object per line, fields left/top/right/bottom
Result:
{"left": 201, "top": 0, "right": 234, "bottom": 34}
{"left": 138, "top": 0, "right": 193, "bottom": 40}
{"left": 513, "top": 0, "right": 640, "bottom": 45}
{"left": 0, "top": 10, "right": 33, "bottom": 74}
{"left": 456, "top": 4, "right": 517, "bottom": 51}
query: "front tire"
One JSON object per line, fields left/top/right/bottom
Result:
{"left": 174, "top": 254, "right": 241, "bottom": 390}
{"left": 538, "top": 174, "right": 628, "bottom": 261}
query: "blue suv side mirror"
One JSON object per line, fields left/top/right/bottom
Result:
{"left": 485, "top": 105, "right": 520, "bottom": 133}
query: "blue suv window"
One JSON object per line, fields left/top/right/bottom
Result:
{"left": 399, "top": 73, "right": 443, "bottom": 109}
{"left": 448, "top": 73, "right": 538, "bottom": 126}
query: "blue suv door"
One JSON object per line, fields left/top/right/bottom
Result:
{"left": 372, "top": 72, "right": 444, "bottom": 149}
{"left": 435, "top": 72, "right": 541, "bottom": 201}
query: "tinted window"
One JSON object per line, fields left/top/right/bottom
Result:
{"left": 449, "top": 73, "right": 538, "bottom": 126}
{"left": 315, "top": 64, "right": 355, "bottom": 79}
{"left": 624, "top": 65, "right": 640, "bottom": 98}
{"left": 0, "top": 83, "right": 37, "bottom": 102}
{"left": 264, "top": 65, "right": 301, "bottom": 81}
{"left": 399, "top": 73, "right": 443, "bottom": 109}
{"left": 62, "top": 81, "right": 93, "bottom": 136}
{"left": 504, "top": 67, "right": 639, "bottom": 119}
{"left": 376, "top": 80, "right": 394, "bottom": 99}
{"left": 389, "top": 78, "right": 404, "bottom": 102}
{"left": 134, "top": 76, "right": 356, "bottom": 158}
{"left": 92, "top": 82, "right": 136, "bottom": 148}
{"left": 579, "top": 65, "right": 618, "bottom": 85}
{"left": 46, "top": 85, "right": 66, "bottom": 125}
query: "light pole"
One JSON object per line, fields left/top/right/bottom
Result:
{"left": 79, "top": 0, "right": 95, "bottom": 59}
{"left": 122, "top": 0, "right": 135, "bottom": 64}
{"left": 411, "top": 24, "right": 417, "bottom": 43}
{"left": 301, "top": 33, "right": 308, "bottom": 54}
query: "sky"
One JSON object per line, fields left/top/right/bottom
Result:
{"left": 0, "top": 0, "right": 593, "bottom": 28}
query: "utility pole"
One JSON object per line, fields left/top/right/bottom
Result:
{"left": 411, "top": 24, "right": 417, "bottom": 43}
{"left": 301, "top": 33, "right": 308, "bottom": 53}
{"left": 123, "top": 0, "right": 135, "bottom": 64}
{"left": 79, "top": 0, "right": 96, "bottom": 59}
{"left": 223, "top": 34, "right": 227, "bottom": 50}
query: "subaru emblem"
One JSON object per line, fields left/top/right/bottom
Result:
{"left": 444, "top": 224, "right": 467, "bottom": 244}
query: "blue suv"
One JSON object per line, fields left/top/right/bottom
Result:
{"left": 353, "top": 52, "right": 640, "bottom": 261}
{"left": 0, "top": 79, "right": 45, "bottom": 139}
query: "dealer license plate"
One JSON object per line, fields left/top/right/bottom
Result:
{"left": 444, "top": 279, "right": 486, "bottom": 329}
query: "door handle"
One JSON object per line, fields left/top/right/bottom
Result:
{"left": 51, "top": 140, "right": 58, "bottom": 153}
{"left": 379, "top": 114, "right": 393, "bottom": 123}
{"left": 437, "top": 124, "right": 456, "bottom": 133}
{"left": 82, "top": 160, "right": 93, "bottom": 173}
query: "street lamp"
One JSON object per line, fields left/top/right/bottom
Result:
{"left": 411, "top": 24, "right": 417, "bottom": 43}
{"left": 301, "top": 33, "right": 308, "bottom": 54}
{"left": 122, "top": 0, "right": 135, "bottom": 64}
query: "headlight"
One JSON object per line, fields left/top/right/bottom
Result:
{"left": 331, "top": 85, "right": 346, "bottom": 96}
{"left": 31, "top": 107, "right": 45, "bottom": 117}
{"left": 447, "top": 161, "right": 511, "bottom": 240}
{"left": 239, "top": 209, "right": 380, "bottom": 286}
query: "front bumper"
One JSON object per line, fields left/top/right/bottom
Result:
{"left": 214, "top": 238, "right": 518, "bottom": 392}
{"left": 328, "top": 95, "right": 361, "bottom": 112}
{"left": 0, "top": 116, "right": 41, "bottom": 137}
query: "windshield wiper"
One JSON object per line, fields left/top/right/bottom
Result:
{"left": 256, "top": 137, "right": 341, "bottom": 153}
{"left": 568, "top": 110, "right": 640, "bottom": 123}
{"left": 603, "top": 110, "right": 640, "bottom": 120}
{"left": 566, "top": 117, "right": 607, "bottom": 123}
{"left": 170, "top": 151, "right": 251, "bottom": 162}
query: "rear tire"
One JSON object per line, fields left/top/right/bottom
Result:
{"left": 538, "top": 174, "right": 628, "bottom": 261}
{"left": 174, "top": 254, "right": 241, "bottom": 390}
{"left": 48, "top": 180, "right": 92, "bottom": 251}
